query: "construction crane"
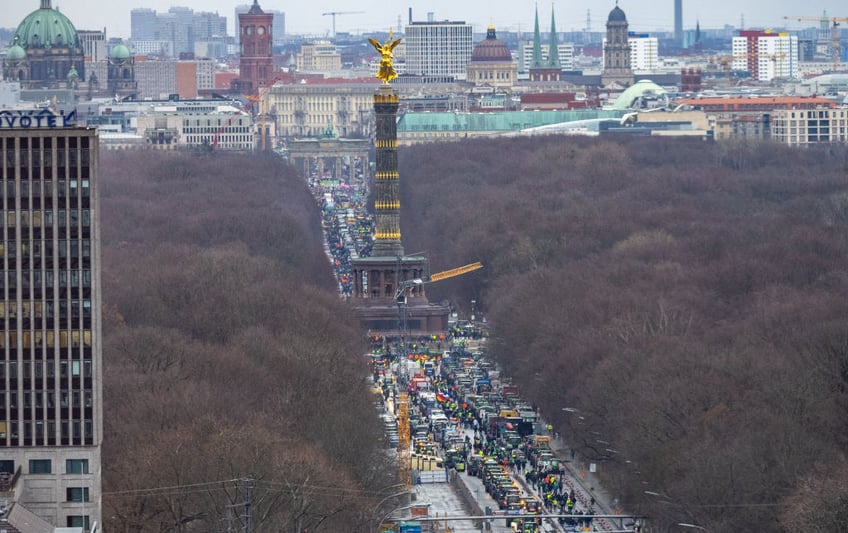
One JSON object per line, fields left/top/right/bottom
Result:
{"left": 766, "top": 52, "right": 789, "bottom": 81}
{"left": 784, "top": 14, "right": 848, "bottom": 70}
{"left": 394, "top": 261, "right": 482, "bottom": 490}
{"left": 251, "top": 85, "right": 273, "bottom": 152}
{"left": 394, "top": 261, "right": 483, "bottom": 377}
{"left": 322, "top": 11, "right": 364, "bottom": 39}
{"left": 211, "top": 100, "right": 254, "bottom": 151}
{"left": 396, "top": 391, "right": 411, "bottom": 490}
{"left": 711, "top": 54, "right": 750, "bottom": 87}
{"left": 711, "top": 52, "right": 788, "bottom": 85}
{"left": 253, "top": 74, "right": 287, "bottom": 152}
{"left": 394, "top": 262, "right": 484, "bottom": 307}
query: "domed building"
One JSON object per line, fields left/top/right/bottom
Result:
{"left": 3, "top": 0, "right": 85, "bottom": 89}
{"left": 107, "top": 41, "right": 137, "bottom": 99}
{"left": 602, "top": 2, "right": 634, "bottom": 87}
{"left": 466, "top": 24, "right": 517, "bottom": 90}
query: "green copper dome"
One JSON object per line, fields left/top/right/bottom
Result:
{"left": 110, "top": 43, "right": 130, "bottom": 60}
{"left": 6, "top": 44, "right": 26, "bottom": 60}
{"left": 12, "top": 0, "right": 80, "bottom": 50}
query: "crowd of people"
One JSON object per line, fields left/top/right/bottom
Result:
{"left": 308, "top": 174, "right": 373, "bottom": 297}
{"left": 371, "top": 338, "right": 609, "bottom": 533}
{"left": 305, "top": 156, "right": 613, "bottom": 532}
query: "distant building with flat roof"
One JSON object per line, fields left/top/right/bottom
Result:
{"left": 404, "top": 20, "right": 473, "bottom": 80}
{"left": 396, "top": 109, "right": 627, "bottom": 145}
{"left": 132, "top": 58, "right": 214, "bottom": 99}
{"left": 771, "top": 107, "right": 848, "bottom": 145}
{"left": 674, "top": 95, "right": 837, "bottom": 140}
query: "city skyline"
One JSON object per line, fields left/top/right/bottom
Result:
{"left": 2, "top": 0, "right": 846, "bottom": 41}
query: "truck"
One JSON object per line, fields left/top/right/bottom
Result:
{"left": 398, "top": 521, "right": 422, "bottom": 533}
{"left": 502, "top": 384, "right": 520, "bottom": 397}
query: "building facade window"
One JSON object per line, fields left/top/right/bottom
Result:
{"left": 67, "top": 515, "right": 90, "bottom": 529}
{"left": 67, "top": 486, "right": 90, "bottom": 502}
{"left": 29, "top": 459, "right": 51, "bottom": 474}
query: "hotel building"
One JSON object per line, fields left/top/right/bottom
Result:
{"left": 0, "top": 109, "right": 102, "bottom": 531}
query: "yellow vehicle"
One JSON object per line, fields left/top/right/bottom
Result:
{"left": 412, "top": 453, "right": 443, "bottom": 471}
{"left": 533, "top": 435, "right": 551, "bottom": 446}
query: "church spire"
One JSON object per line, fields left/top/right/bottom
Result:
{"left": 548, "top": 4, "right": 560, "bottom": 68}
{"left": 247, "top": 0, "right": 264, "bottom": 14}
{"left": 531, "top": 4, "right": 544, "bottom": 69}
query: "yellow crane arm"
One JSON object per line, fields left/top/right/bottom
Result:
{"left": 429, "top": 262, "right": 483, "bottom": 282}
{"left": 783, "top": 16, "right": 848, "bottom": 22}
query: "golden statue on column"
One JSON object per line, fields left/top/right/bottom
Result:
{"left": 368, "top": 30, "right": 402, "bottom": 83}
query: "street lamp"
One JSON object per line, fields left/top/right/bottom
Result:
{"left": 678, "top": 523, "right": 710, "bottom": 533}
{"left": 374, "top": 483, "right": 407, "bottom": 497}
{"left": 372, "top": 502, "right": 421, "bottom": 533}
{"left": 371, "top": 490, "right": 412, "bottom": 516}
{"left": 395, "top": 278, "right": 424, "bottom": 304}
{"left": 643, "top": 493, "right": 712, "bottom": 533}
{"left": 395, "top": 277, "right": 423, "bottom": 380}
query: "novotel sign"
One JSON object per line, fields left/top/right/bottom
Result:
{"left": 0, "top": 109, "right": 77, "bottom": 130}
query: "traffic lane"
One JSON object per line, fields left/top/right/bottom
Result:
{"left": 414, "top": 482, "right": 488, "bottom": 533}
{"left": 444, "top": 345, "right": 619, "bottom": 532}
{"left": 457, "top": 426, "right": 562, "bottom": 533}
{"left": 450, "top": 470, "right": 516, "bottom": 533}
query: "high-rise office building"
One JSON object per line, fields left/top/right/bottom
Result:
{"left": 130, "top": 8, "right": 158, "bottom": 41}
{"left": 77, "top": 30, "right": 107, "bottom": 64}
{"left": 131, "top": 7, "right": 229, "bottom": 58}
{"left": 158, "top": 8, "right": 194, "bottom": 57}
{"left": 404, "top": 20, "right": 473, "bottom": 80}
{"left": 193, "top": 11, "right": 228, "bottom": 42}
{"left": 269, "top": 11, "right": 287, "bottom": 45}
{"left": 0, "top": 109, "right": 102, "bottom": 531}
{"left": 626, "top": 33, "right": 659, "bottom": 71}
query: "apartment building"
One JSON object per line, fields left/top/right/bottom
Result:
{"left": 732, "top": 30, "right": 799, "bottom": 81}
{"left": 771, "top": 107, "right": 848, "bottom": 145}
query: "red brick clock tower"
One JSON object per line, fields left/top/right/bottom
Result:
{"left": 238, "top": 0, "right": 274, "bottom": 95}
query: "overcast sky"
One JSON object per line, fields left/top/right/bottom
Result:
{"left": 4, "top": 0, "right": 845, "bottom": 40}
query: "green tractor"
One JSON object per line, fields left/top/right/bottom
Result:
{"left": 444, "top": 449, "right": 466, "bottom": 472}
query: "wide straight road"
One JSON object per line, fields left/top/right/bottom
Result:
{"left": 379, "top": 335, "right": 633, "bottom": 533}
{"left": 414, "top": 481, "right": 512, "bottom": 533}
